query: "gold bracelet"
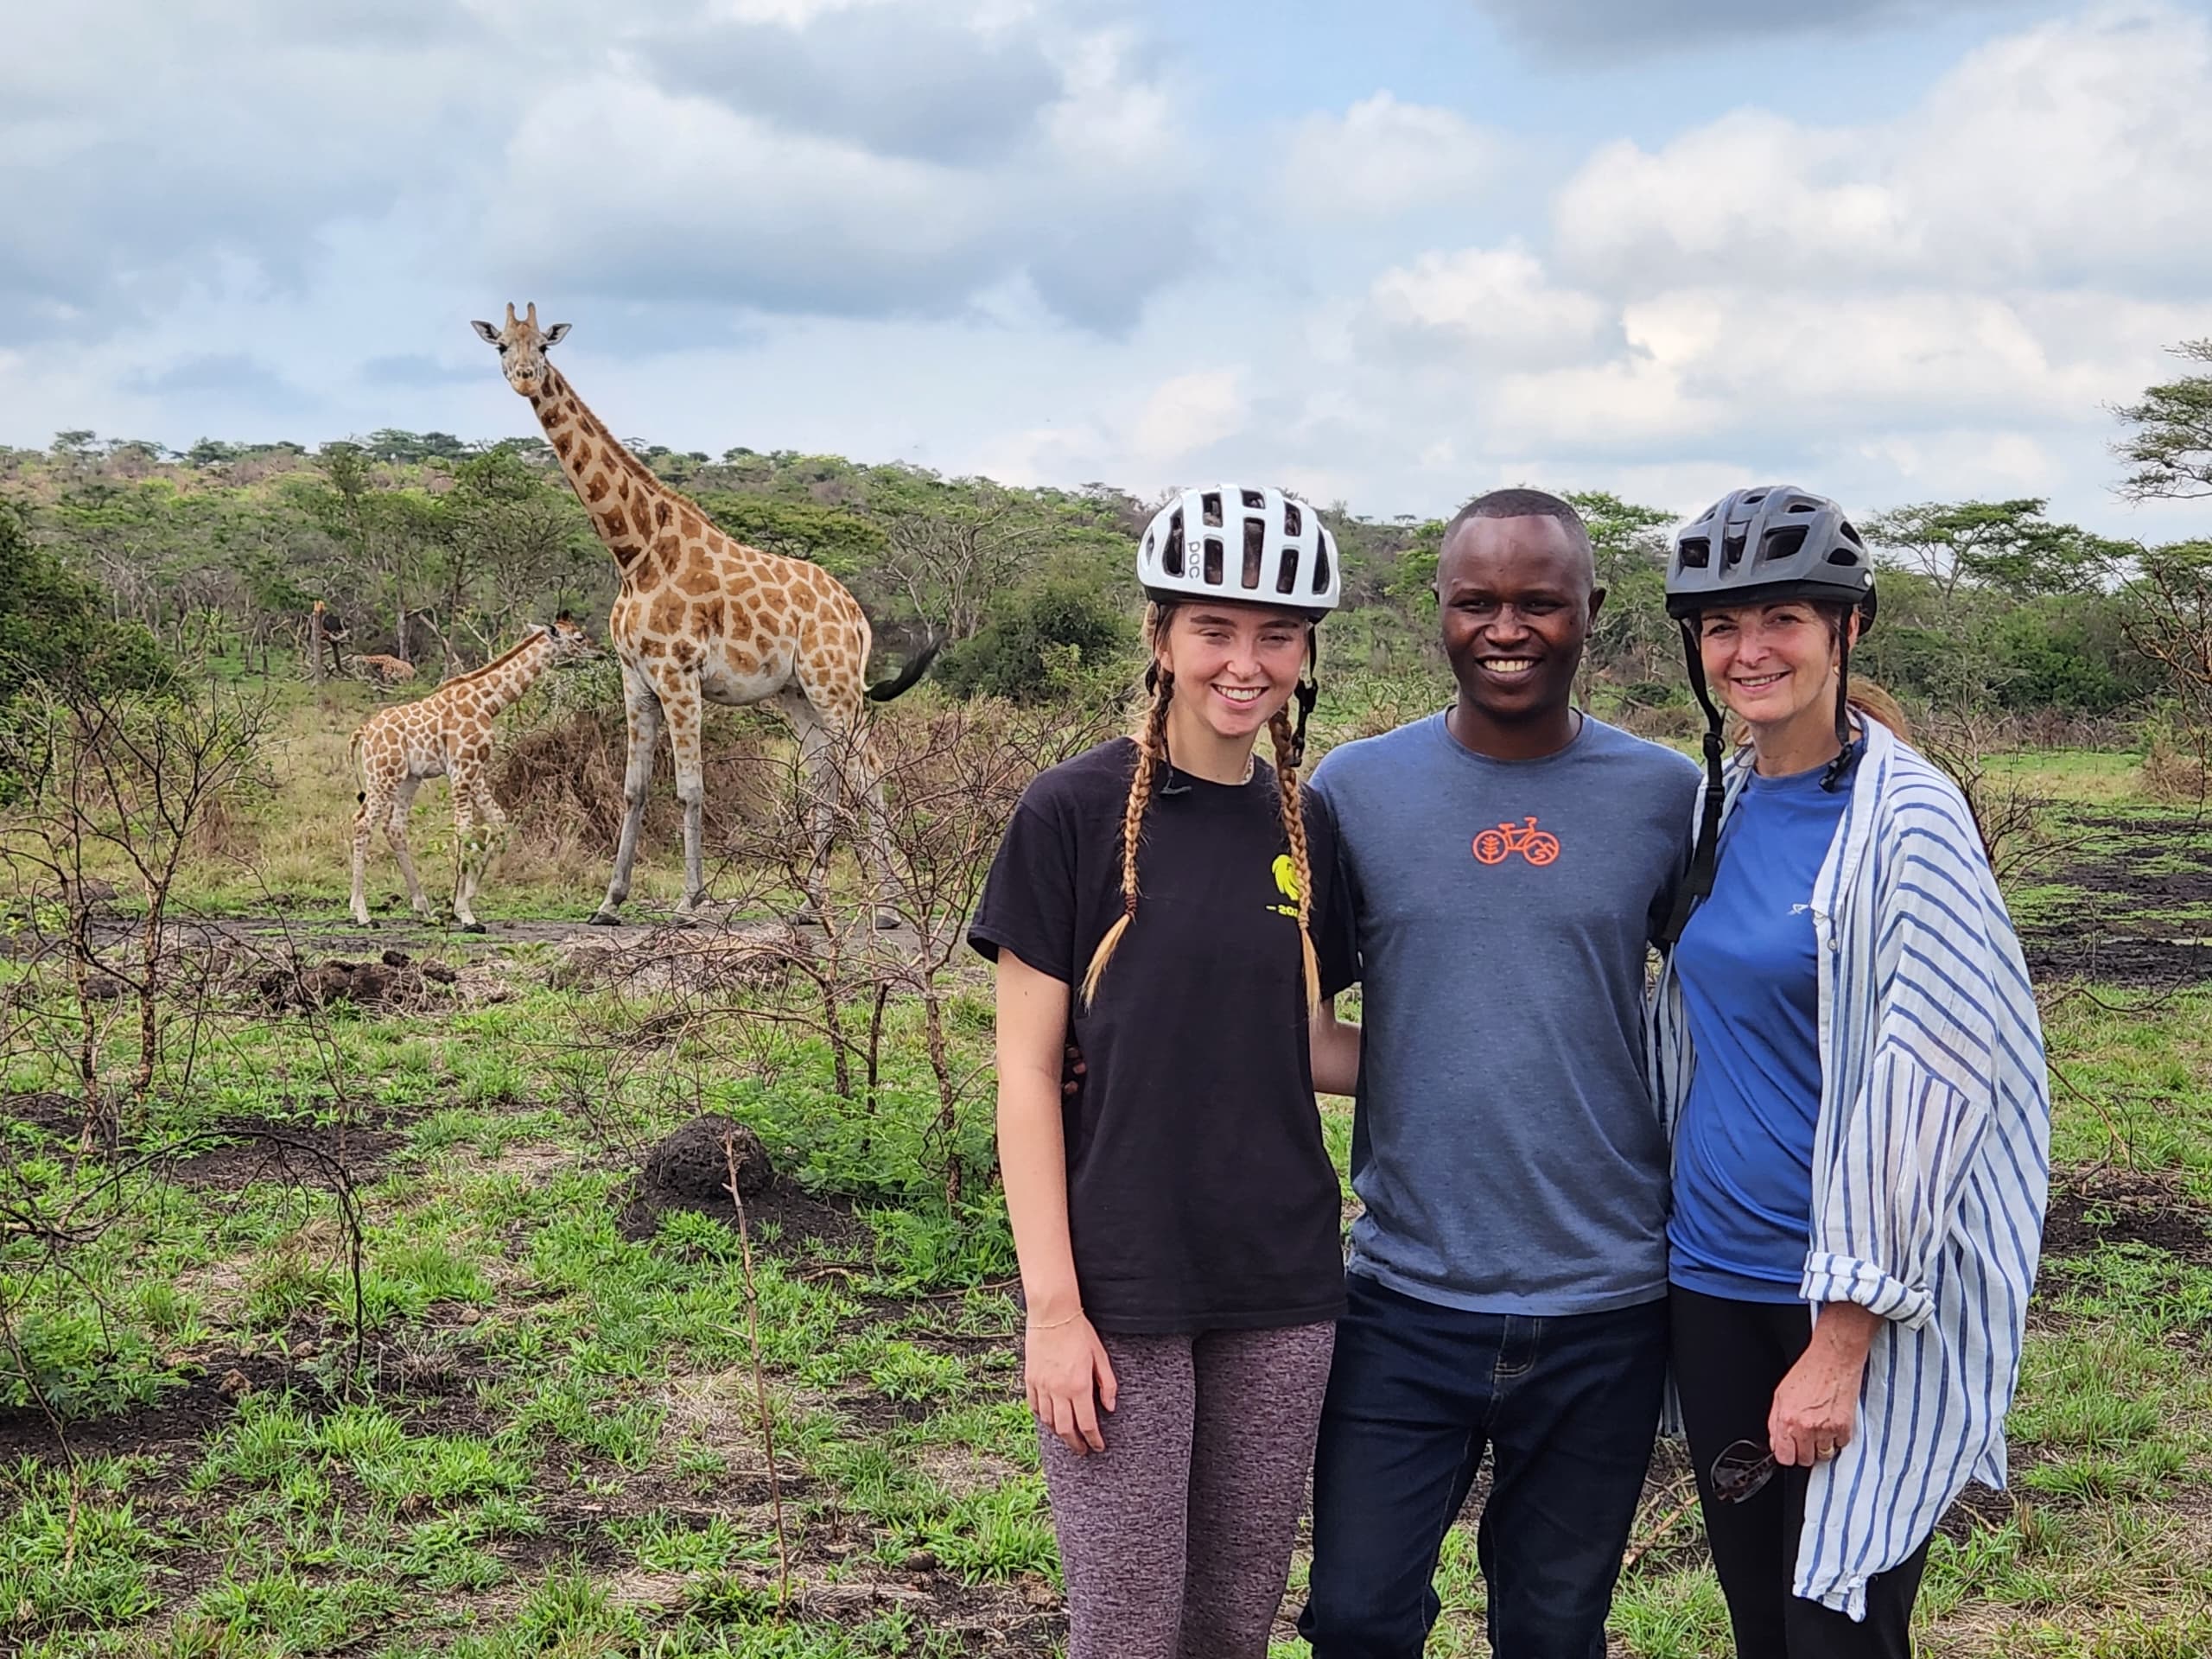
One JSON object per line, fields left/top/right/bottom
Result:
{"left": 1026, "top": 1309, "right": 1081, "bottom": 1332}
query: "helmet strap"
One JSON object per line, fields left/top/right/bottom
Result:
{"left": 1821, "top": 624, "right": 1856, "bottom": 794}
{"left": 1287, "top": 631, "right": 1319, "bottom": 769}
{"left": 1659, "top": 619, "right": 1728, "bottom": 948}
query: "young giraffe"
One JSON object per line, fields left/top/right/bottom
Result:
{"left": 355, "top": 654, "right": 417, "bottom": 690}
{"left": 472, "top": 302, "right": 938, "bottom": 927}
{"left": 349, "top": 613, "right": 600, "bottom": 931}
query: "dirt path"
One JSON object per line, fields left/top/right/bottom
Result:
{"left": 79, "top": 908, "right": 926, "bottom": 957}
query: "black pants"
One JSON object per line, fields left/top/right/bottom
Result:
{"left": 1669, "top": 1287, "right": 1929, "bottom": 1659}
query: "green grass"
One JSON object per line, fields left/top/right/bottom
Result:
{"left": 5, "top": 721, "right": 2212, "bottom": 1655}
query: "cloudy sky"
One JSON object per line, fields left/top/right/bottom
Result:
{"left": 3, "top": 0, "right": 2209, "bottom": 536}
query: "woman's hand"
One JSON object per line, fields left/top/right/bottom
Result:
{"left": 1026, "top": 1314, "right": 1117, "bottom": 1455}
{"left": 1769, "top": 1302, "right": 1880, "bottom": 1466}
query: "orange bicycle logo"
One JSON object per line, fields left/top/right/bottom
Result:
{"left": 1472, "top": 817, "right": 1560, "bottom": 867}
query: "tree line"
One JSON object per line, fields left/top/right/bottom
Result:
{"left": 3, "top": 339, "right": 2209, "bottom": 727}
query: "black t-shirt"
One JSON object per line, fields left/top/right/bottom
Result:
{"left": 969, "top": 737, "right": 1356, "bottom": 1334}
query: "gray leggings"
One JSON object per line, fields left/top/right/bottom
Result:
{"left": 1038, "top": 1321, "right": 1337, "bottom": 1659}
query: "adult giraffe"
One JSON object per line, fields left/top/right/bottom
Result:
{"left": 472, "top": 302, "right": 936, "bottom": 926}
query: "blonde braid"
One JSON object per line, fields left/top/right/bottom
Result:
{"left": 1268, "top": 703, "right": 1322, "bottom": 1014}
{"left": 1080, "top": 665, "right": 1173, "bottom": 1007}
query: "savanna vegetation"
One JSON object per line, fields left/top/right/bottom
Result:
{"left": 2, "top": 342, "right": 2211, "bottom": 1656}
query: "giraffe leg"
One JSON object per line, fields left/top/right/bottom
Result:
{"left": 449, "top": 765, "right": 501, "bottom": 932}
{"left": 385, "top": 778, "right": 432, "bottom": 918}
{"left": 852, "top": 734, "right": 906, "bottom": 931}
{"left": 350, "top": 787, "right": 386, "bottom": 925}
{"left": 658, "top": 673, "right": 710, "bottom": 920}
{"left": 774, "top": 690, "right": 836, "bottom": 925}
{"left": 594, "top": 662, "right": 664, "bottom": 925}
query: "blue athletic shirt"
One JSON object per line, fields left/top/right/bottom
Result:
{"left": 1667, "top": 749, "right": 1856, "bottom": 1301}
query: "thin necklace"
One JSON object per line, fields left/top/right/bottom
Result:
{"left": 1159, "top": 734, "right": 1255, "bottom": 785}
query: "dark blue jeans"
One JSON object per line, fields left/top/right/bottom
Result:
{"left": 1298, "top": 1274, "right": 1668, "bottom": 1659}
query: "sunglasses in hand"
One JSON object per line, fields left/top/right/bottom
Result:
{"left": 1710, "top": 1440, "right": 1778, "bottom": 1505}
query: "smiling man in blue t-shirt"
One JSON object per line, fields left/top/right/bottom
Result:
{"left": 1298, "top": 490, "right": 1700, "bottom": 1659}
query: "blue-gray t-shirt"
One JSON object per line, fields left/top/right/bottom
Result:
{"left": 1313, "top": 711, "right": 1701, "bottom": 1315}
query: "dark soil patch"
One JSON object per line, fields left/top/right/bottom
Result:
{"left": 2053, "top": 811, "right": 2212, "bottom": 894}
{"left": 615, "top": 1175, "right": 870, "bottom": 1259}
{"left": 2042, "top": 1167, "right": 2212, "bottom": 1268}
{"left": 612, "top": 1121, "right": 870, "bottom": 1258}
{"left": 0, "top": 1348, "right": 292, "bottom": 1463}
{"left": 2018, "top": 810, "right": 2212, "bottom": 985}
{"left": 2021, "top": 915, "right": 2212, "bottom": 987}
{"left": 833, "top": 1389, "right": 938, "bottom": 1433}
{"left": 166, "top": 1116, "right": 408, "bottom": 1191}
{"left": 1936, "top": 1480, "right": 2018, "bottom": 1541}
{"left": 2, "top": 1090, "right": 85, "bottom": 1138}
{"left": 255, "top": 950, "right": 462, "bottom": 1014}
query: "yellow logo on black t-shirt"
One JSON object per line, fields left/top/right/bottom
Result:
{"left": 1269, "top": 853, "right": 1300, "bottom": 919}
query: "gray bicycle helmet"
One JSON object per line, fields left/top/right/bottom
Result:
{"left": 1665, "top": 486, "right": 1876, "bottom": 626}
{"left": 1658, "top": 486, "right": 1878, "bottom": 946}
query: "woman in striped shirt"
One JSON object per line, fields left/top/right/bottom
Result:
{"left": 1649, "top": 486, "right": 2050, "bottom": 1656}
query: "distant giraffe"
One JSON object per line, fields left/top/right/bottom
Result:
{"left": 349, "top": 613, "right": 599, "bottom": 931}
{"left": 354, "top": 654, "right": 417, "bottom": 690}
{"left": 473, "top": 302, "right": 937, "bottom": 926}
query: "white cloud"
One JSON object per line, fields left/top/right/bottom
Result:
{"left": 1129, "top": 369, "right": 1249, "bottom": 467}
{"left": 1280, "top": 93, "right": 1502, "bottom": 221}
{"left": 1360, "top": 246, "right": 1611, "bottom": 367}
{"left": 1554, "top": 4, "right": 2212, "bottom": 291}
{"left": 4, "top": 0, "right": 2208, "bottom": 549}
{"left": 483, "top": 16, "right": 1199, "bottom": 333}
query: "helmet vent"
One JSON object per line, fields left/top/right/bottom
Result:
{"left": 1826, "top": 546, "right": 1862, "bottom": 566}
{"left": 1241, "top": 489, "right": 1265, "bottom": 511}
{"left": 1283, "top": 501, "right": 1303, "bottom": 536}
{"left": 1204, "top": 536, "right": 1224, "bottom": 586}
{"left": 1202, "top": 492, "right": 1224, "bottom": 528}
{"left": 1723, "top": 532, "right": 1747, "bottom": 568}
{"left": 1761, "top": 526, "right": 1808, "bottom": 563}
{"left": 1163, "top": 513, "right": 1185, "bottom": 577}
{"left": 1242, "top": 518, "right": 1266, "bottom": 588}
{"left": 1313, "top": 538, "right": 1332, "bottom": 594}
{"left": 1678, "top": 536, "right": 1711, "bottom": 569}
{"left": 1276, "top": 545, "right": 1302, "bottom": 594}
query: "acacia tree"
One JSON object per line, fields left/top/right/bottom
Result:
{"left": 2113, "top": 339, "right": 2212, "bottom": 503}
{"left": 1861, "top": 499, "right": 2107, "bottom": 601}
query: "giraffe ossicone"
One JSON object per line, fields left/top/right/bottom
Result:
{"left": 472, "top": 303, "right": 938, "bottom": 929}
{"left": 349, "top": 614, "right": 601, "bottom": 931}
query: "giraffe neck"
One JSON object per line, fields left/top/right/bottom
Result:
{"left": 447, "top": 630, "right": 552, "bottom": 719}
{"left": 526, "top": 365, "right": 672, "bottom": 578}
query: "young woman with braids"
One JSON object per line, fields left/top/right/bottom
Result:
{"left": 968, "top": 486, "right": 1358, "bottom": 1659}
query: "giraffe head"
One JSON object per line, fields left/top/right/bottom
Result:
{"left": 471, "top": 302, "right": 571, "bottom": 396}
{"left": 543, "top": 610, "right": 601, "bottom": 667}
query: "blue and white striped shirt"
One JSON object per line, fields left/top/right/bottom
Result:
{"left": 1649, "top": 718, "right": 2051, "bottom": 1620}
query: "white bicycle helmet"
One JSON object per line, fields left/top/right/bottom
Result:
{"left": 1136, "top": 485, "right": 1341, "bottom": 613}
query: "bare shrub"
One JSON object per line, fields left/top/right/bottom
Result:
{"left": 2141, "top": 703, "right": 2212, "bottom": 806}
{"left": 1912, "top": 701, "right": 2111, "bottom": 891}
{"left": 1, "top": 677, "right": 273, "bottom": 1141}
{"left": 492, "top": 705, "right": 781, "bottom": 856}
{"left": 858, "top": 695, "right": 1122, "bottom": 1205}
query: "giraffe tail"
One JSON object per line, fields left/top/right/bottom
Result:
{"left": 864, "top": 634, "right": 942, "bottom": 703}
